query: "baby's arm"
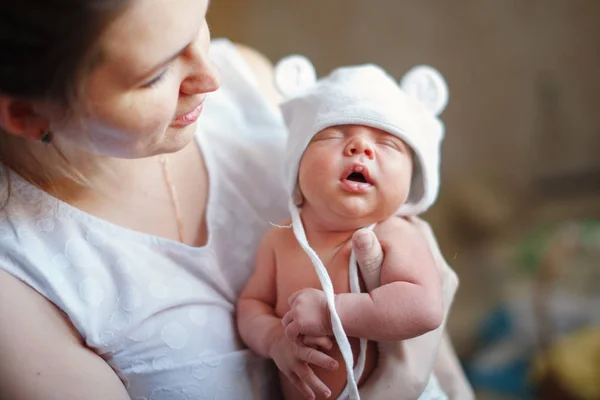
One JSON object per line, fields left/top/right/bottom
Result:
{"left": 237, "top": 229, "right": 281, "bottom": 358}
{"left": 335, "top": 217, "right": 444, "bottom": 341}
{"left": 237, "top": 229, "right": 338, "bottom": 399}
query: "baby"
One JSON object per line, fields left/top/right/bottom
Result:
{"left": 237, "top": 57, "right": 450, "bottom": 400}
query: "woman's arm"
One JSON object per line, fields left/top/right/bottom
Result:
{"left": 354, "top": 218, "right": 474, "bottom": 400}
{"left": 434, "top": 331, "right": 475, "bottom": 399}
{"left": 0, "top": 270, "right": 130, "bottom": 400}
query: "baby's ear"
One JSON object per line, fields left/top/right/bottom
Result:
{"left": 399, "top": 65, "right": 449, "bottom": 116}
{"left": 274, "top": 55, "right": 317, "bottom": 99}
{"left": 292, "top": 184, "right": 304, "bottom": 207}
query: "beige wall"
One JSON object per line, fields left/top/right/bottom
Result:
{"left": 210, "top": 0, "right": 599, "bottom": 184}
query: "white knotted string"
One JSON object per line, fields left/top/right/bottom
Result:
{"left": 289, "top": 200, "right": 361, "bottom": 400}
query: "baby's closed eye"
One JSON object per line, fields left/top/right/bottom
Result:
{"left": 312, "top": 133, "right": 344, "bottom": 141}
{"left": 377, "top": 138, "right": 406, "bottom": 152}
{"left": 377, "top": 139, "right": 403, "bottom": 151}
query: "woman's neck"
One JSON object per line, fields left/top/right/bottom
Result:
{"left": 0, "top": 133, "right": 166, "bottom": 203}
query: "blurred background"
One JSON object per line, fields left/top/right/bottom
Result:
{"left": 208, "top": 1, "right": 600, "bottom": 398}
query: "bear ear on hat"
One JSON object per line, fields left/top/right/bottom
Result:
{"left": 274, "top": 55, "right": 318, "bottom": 99}
{"left": 399, "top": 65, "right": 449, "bottom": 117}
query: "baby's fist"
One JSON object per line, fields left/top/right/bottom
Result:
{"left": 282, "top": 288, "right": 332, "bottom": 341}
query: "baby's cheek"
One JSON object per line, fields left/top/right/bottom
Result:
{"left": 299, "top": 162, "right": 336, "bottom": 205}
{"left": 300, "top": 155, "right": 330, "bottom": 186}
{"left": 305, "top": 147, "right": 334, "bottom": 171}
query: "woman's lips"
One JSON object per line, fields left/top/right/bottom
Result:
{"left": 171, "top": 103, "right": 204, "bottom": 127}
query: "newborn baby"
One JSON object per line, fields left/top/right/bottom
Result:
{"left": 237, "top": 58, "right": 450, "bottom": 400}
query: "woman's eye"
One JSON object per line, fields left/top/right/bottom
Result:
{"left": 142, "top": 68, "right": 169, "bottom": 88}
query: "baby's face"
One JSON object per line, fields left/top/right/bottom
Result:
{"left": 297, "top": 125, "right": 413, "bottom": 225}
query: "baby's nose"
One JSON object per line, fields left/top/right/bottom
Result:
{"left": 345, "top": 138, "right": 374, "bottom": 158}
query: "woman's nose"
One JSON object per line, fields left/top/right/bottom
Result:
{"left": 179, "top": 44, "right": 220, "bottom": 95}
{"left": 344, "top": 137, "right": 374, "bottom": 159}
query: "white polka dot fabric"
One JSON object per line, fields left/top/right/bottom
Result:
{"left": 0, "top": 39, "right": 289, "bottom": 400}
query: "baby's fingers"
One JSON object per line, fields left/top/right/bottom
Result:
{"left": 281, "top": 310, "right": 293, "bottom": 328}
{"left": 285, "top": 320, "right": 301, "bottom": 342}
{"left": 288, "top": 373, "right": 316, "bottom": 400}
{"left": 293, "top": 342, "right": 338, "bottom": 371}
{"left": 292, "top": 364, "right": 332, "bottom": 399}
{"left": 302, "top": 335, "right": 333, "bottom": 351}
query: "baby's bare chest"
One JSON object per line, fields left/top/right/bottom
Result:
{"left": 273, "top": 243, "right": 354, "bottom": 317}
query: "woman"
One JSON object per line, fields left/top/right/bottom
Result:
{"left": 0, "top": 0, "right": 472, "bottom": 398}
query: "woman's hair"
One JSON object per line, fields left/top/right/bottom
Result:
{"left": 0, "top": 0, "right": 130, "bottom": 207}
{"left": 0, "top": 0, "right": 129, "bottom": 102}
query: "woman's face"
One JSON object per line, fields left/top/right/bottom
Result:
{"left": 46, "top": 0, "right": 219, "bottom": 158}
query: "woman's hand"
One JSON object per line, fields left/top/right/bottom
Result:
{"left": 268, "top": 327, "right": 338, "bottom": 399}
{"left": 352, "top": 228, "right": 385, "bottom": 291}
{"left": 352, "top": 219, "right": 474, "bottom": 400}
{"left": 282, "top": 288, "right": 331, "bottom": 341}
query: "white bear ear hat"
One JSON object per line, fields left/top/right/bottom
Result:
{"left": 276, "top": 54, "right": 449, "bottom": 217}
{"left": 274, "top": 56, "right": 449, "bottom": 400}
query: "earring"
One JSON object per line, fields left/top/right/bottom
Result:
{"left": 40, "top": 130, "right": 53, "bottom": 144}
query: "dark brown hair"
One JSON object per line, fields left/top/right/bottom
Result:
{"left": 0, "top": 0, "right": 129, "bottom": 102}
{"left": 0, "top": 0, "right": 130, "bottom": 208}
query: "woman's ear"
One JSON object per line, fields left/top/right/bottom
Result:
{"left": 0, "top": 97, "right": 50, "bottom": 141}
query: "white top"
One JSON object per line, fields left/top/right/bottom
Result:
{"left": 0, "top": 39, "right": 290, "bottom": 400}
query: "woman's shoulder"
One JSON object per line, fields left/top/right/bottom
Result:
{"left": 0, "top": 183, "right": 82, "bottom": 306}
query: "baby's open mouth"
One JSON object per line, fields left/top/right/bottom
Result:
{"left": 340, "top": 166, "right": 373, "bottom": 194}
{"left": 341, "top": 164, "right": 373, "bottom": 187}
{"left": 346, "top": 171, "right": 368, "bottom": 183}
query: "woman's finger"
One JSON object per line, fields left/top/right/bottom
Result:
{"left": 302, "top": 335, "right": 333, "bottom": 350}
{"left": 352, "top": 229, "right": 383, "bottom": 292}
{"left": 294, "top": 342, "right": 338, "bottom": 371}
{"left": 294, "top": 364, "right": 332, "bottom": 399}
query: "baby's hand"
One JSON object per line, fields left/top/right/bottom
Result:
{"left": 269, "top": 329, "right": 338, "bottom": 399}
{"left": 302, "top": 335, "right": 334, "bottom": 351}
{"left": 282, "top": 288, "right": 331, "bottom": 341}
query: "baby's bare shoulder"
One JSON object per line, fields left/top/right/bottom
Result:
{"left": 260, "top": 220, "right": 300, "bottom": 260}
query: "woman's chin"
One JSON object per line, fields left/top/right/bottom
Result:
{"left": 160, "top": 124, "right": 198, "bottom": 153}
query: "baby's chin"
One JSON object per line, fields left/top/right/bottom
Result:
{"left": 316, "top": 198, "right": 391, "bottom": 229}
